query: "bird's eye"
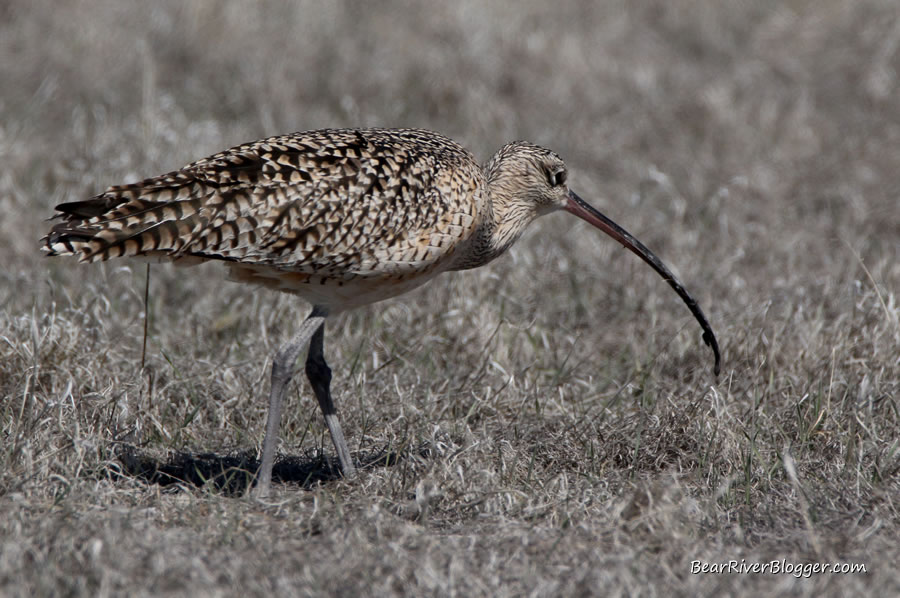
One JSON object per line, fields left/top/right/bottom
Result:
{"left": 548, "top": 168, "right": 567, "bottom": 187}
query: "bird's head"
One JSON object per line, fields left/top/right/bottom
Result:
{"left": 484, "top": 140, "right": 722, "bottom": 376}
{"left": 485, "top": 141, "right": 571, "bottom": 217}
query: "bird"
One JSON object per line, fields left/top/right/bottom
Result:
{"left": 42, "top": 127, "right": 721, "bottom": 497}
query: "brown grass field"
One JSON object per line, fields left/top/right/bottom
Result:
{"left": 2, "top": 1, "right": 898, "bottom": 595}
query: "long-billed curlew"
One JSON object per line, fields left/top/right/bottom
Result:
{"left": 42, "top": 127, "right": 720, "bottom": 497}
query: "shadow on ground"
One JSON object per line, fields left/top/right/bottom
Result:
{"left": 113, "top": 445, "right": 413, "bottom": 495}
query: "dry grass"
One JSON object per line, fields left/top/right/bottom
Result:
{"left": 2, "top": 0, "right": 899, "bottom": 596}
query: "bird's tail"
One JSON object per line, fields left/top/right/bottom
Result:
{"left": 41, "top": 172, "right": 209, "bottom": 263}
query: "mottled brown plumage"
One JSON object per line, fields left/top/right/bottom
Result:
{"left": 45, "top": 128, "right": 514, "bottom": 309}
{"left": 42, "top": 127, "right": 720, "bottom": 497}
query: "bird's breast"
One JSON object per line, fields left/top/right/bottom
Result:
{"left": 225, "top": 261, "right": 450, "bottom": 311}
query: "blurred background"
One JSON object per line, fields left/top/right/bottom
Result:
{"left": 5, "top": 0, "right": 899, "bottom": 305}
{"left": 5, "top": 0, "right": 898, "bottom": 313}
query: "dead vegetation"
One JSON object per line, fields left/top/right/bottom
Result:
{"left": 1, "top": 0, "right": 898, "bottom": 596}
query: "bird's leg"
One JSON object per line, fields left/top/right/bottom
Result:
{"left": 305, "top": 322, "right": 357, "bottom": 478}
{"left": 253, "top": 307, "right": 328, "bottom": 499}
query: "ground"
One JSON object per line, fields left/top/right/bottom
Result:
{"left": 1, "top": 1, "right": 898, "bottom": 596}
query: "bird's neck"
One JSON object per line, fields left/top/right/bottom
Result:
{"left": 487, "top": 192, "right": 536, "bottom": 255}
{"left": 450, "top": 186, "right": 536, "bottom": 271}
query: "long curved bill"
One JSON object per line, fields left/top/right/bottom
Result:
{"left": 565, "top": 190, "right": 721, "bottom": 375}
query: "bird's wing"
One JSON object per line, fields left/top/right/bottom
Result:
{"left": 42, "top": 129, "right": 481, "bottom": 276}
